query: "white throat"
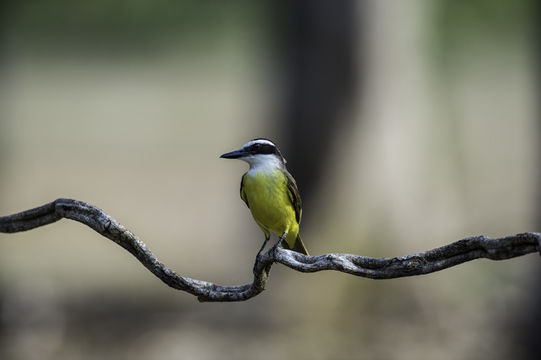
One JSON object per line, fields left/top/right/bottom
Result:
{"left": 243, "top": 154, "right": 284, "bottom": 173}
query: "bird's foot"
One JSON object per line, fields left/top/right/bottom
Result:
{"left": 256, "top": 236, "right": 270, "bottom": 258}
{"left": 270, "top": 232, "right": 287, "bottom": 255}
{"left": 254, "top": 236, "right": 270, "bottom": 276}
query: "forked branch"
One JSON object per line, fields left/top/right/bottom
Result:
{"left": 1, "top": 198, "right": 539, "bottom": 302}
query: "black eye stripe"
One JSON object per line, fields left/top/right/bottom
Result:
{"left": 260, "top": 144, "right": 275, "bottom": 154}
{"left": 245, "top": 143, "right": 276, "bottom": 155}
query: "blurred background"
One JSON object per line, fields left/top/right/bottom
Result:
{"left": 1, "top": 0, "right": 540, "bottom": 359}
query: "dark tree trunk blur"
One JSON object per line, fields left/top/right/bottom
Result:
{"left": 514, "top": 2, "right": 541, "bottom": 359}
{"left": 272, "top": 0, "right": 361, "bottom": 215}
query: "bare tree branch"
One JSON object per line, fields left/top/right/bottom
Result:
{"left": 1, "top": 198, "right": 540, "bottom": 302}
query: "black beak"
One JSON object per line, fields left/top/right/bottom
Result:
{"left": 220, "top": 149, "right": 245, "bottom": 159}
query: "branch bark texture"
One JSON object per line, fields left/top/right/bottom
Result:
{"left": 1, "top": 199, "right": 539, "bottom": 302}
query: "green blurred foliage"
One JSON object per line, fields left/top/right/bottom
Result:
{"left": 7, "top": 0, "right": 264, "bottom": 56}
{"left": 432, "top": 0, "right": 535, "bottom": 63}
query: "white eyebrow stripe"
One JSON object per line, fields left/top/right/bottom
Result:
{"left": 242, "top": 139, "right": 275, "bottom": 149}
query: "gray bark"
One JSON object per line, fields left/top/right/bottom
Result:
{"left": 1, "top": 198, "right": 539, "bottom": 302}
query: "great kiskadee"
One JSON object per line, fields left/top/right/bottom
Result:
{"left": 220, "top": 138, "right": 309, "bottom": 255}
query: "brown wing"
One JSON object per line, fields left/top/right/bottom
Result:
{"left": 285, "top": 170, "right": 302, "bottom": 224}
{"left": 240, "top": 173, "right": 249, "bottom": 208}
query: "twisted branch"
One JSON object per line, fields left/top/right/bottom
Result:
{"left": 1, "top": 198, "right": 539, "bottom": 302}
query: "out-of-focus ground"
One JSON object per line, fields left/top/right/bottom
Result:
{"left": 1, "top": 1, "right": 540, "bottom": 359}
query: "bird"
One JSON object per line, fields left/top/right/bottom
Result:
{"left": 220, "top": 138, "right": 309, "bottom": 255}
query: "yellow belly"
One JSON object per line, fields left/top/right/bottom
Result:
{"left": 242, "top": 170, "right": 298, "bottom": 242}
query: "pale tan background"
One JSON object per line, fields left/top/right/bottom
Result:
{"left": 1, "top": 1, "right": 540, "bottom": 359}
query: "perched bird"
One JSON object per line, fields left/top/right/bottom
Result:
{"left": 220, "top": 138, "right": 309, "bottom": 255}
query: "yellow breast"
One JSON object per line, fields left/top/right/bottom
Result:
{"left": 242, "top": 169, "right": 298, "bottom": 239}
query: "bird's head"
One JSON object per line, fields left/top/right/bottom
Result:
{"left": 220, "top": 138, "right": 287, "bottom": 169}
